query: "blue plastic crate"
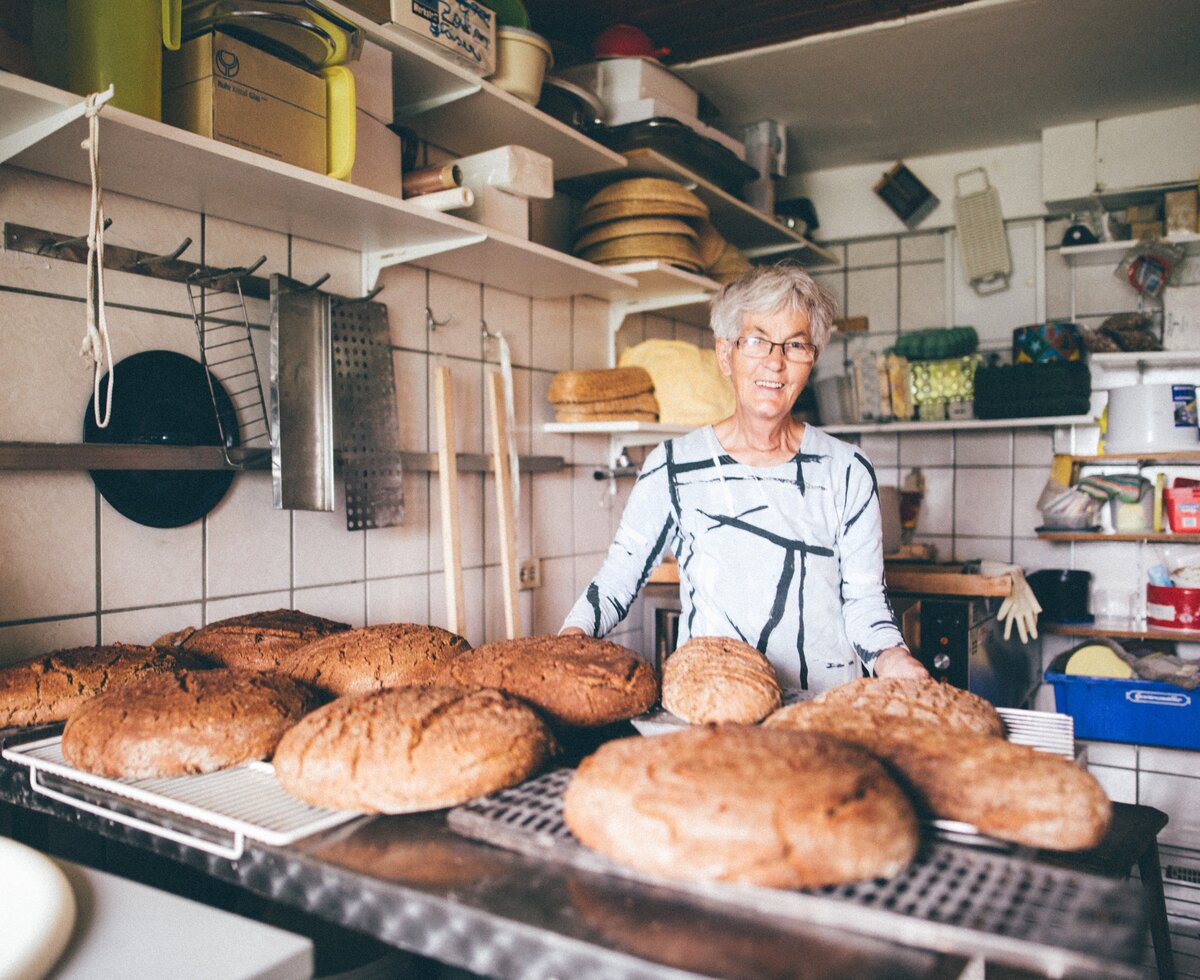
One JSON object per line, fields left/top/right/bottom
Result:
{"left": 1045, "top": 656, "right": 1200, "bottom": 750}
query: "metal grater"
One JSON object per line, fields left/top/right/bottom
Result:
{"left": 954, "top": 167, "right": 1011, "bottom": 294}
{"left": 449, "top": 768, "right": 1145, "bottom": 978}
{"left": 331, "top": 300, "right": 405, "bottom": 530}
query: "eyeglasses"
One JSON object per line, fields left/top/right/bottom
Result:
{"left": 734, "top": 336, "right": 818, "bottom": 363}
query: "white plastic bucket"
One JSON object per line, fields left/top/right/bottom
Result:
{"left": 1105, "top": 382, "right": 1198, "bottom": 453}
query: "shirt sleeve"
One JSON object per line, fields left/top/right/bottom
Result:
{"left": 837, "top": 450, "right": 906, "bottom": 671}
{"left": 561, "top": 443, "right": 678, "bottom": 637}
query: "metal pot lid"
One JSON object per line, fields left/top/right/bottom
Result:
{"left": 540, "top": 75, "right": 606, "bottom": 126}
{"left": 183, "top": 0, "right": 362, "bottom": 69}
{"left": 83, "top": 351, "right": 240, "bottom": 529}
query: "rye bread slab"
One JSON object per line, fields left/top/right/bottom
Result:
{"left": 813, "top": 677, "right": 1003, "bottom": 737}
{"left": 181, "top": 609, "right": 351, "bottom": 671}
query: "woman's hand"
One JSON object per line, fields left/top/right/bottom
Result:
{"left": 873, "top": 646, "right": 930, "bottom": 679}
{"left": 559, "top": 626, "right": 586, "bottom": 636}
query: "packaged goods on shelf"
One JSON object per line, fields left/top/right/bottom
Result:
{"left": 351, "top": 110, "right": 404, "bottom": 197}
{"left": 973, "top": 361, "right": 1091, "bottom": 420}
{"left": 909, "top": 354, "right": 981, "bottom": 421}
{"left": 456, "top": 145, "right": 553, "bottom": 238}
{"left": 385, "top": 0, "right": 496, "bottom": 75}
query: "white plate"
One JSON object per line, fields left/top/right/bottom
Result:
{"left": 0, "top": 837, "right": 76, "bottom": 980}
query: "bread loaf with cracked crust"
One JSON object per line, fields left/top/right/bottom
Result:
{"left": 284, "top": 623, "right": 470, "bottom": 697}
{"left": 273, "top": 685, "right": 555, "bottom": 813}
{"left": 437, "top": 634, "right": 658, "bottom": 727}
{"left": 564, "top": 725, "right": 917, "bottom": 887}
{"left": 814, "top": 677, "right": 1003, "bottom": 737}
{"left": 0, "top": 644, "right": 184, "bottom": 729}
{"left": 61, "top": 669, "right": 316, "bottom": 779}
{"left": 764, "top": 702, "right": 1111, "bottom": 850}
{"left": 662, "top": 636, "right": 781, "bottom": 724}
{"left": 181, "top": 609, "right": 350, "bottom": 671}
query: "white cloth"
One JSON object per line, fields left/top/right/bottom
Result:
{"left": 563, "top": 425, "right": 905, "bottom": 693}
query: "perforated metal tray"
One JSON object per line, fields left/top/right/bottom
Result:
{"left": 448, "top": 768, "right": 1145, "bottom": 979}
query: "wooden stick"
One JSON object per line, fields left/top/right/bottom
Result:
{"left": 434, "top": 367, "right": 465, "bottom": 637}
{"left": 488, "top": 370, "right": 521, "bottom": 639}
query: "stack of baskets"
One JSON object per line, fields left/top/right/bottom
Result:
{"left": 573, "top": 178, "right": 708, "bottom": 272}
{"left": 547, "top": 367, "right": 659, "bottom": 423}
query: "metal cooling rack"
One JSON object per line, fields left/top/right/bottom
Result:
{"left": 2, "top": 735, "right": 358, "bottom": 860}
{"left": 448, "top": 768, "right": 1145, "bottom": 979}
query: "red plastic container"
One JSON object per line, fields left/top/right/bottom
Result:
{"left": 1165, "top": 487, "right": 1200, "bottom": 533}
{"left": 1147, "top": 583, "right": 1200, "bottom": 631}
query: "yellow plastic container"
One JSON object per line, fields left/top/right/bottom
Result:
{"left": 34, "top": 0, "right": 181, "bottom": 120}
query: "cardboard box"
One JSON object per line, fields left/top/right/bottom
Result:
{"left": 455, "top": 145, "right": 553, "bottom": 199}
{"left": 351, "top": 39, "right": 394, "bottom": 125}
{"left": 388, "top": 0, "right": 495, "bottom": 75}
{"left": 1130, "top": 219, "right": 1165, "bottom": 240}
{"left": 164, "top": 32, "right": 326, "bottom": 174}
{"left": 1125, "top": 202, "right": 1162, "bottom": 223}
{"left": 461, "top": 185, "right": 528, "bottom": 239}
{"left": 351, "top": 109, "right": 404, "bottom": 198}
{"left": 1165, "top": 188, "right": 1198, "bottom": 234}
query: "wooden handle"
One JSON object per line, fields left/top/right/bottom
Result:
{"left": 434, "top": 367, "right": 465, "bottom": 637}
{"left": 488, "top": 371, "right": 521, "bottom": 639}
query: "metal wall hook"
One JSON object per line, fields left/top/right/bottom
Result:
{"left": 333, "top": 284, "right": 384, "bottom": 306}
{"left": 132, "top": 236, "right": 192, "bottom": 271}
{"left": 425, "top": 306, "right": 451, "bottom": 331}
{"left": 298, "top": 272, "right": 331, "bottom": 293}
{"left": 39, "top": 217, "right": 111, "bottom": 255}
{"left": 188, "top": 254, "right": 267, "bottom": 287}
{"left": 480, "top": 318, "right": 502, "bottom": 342}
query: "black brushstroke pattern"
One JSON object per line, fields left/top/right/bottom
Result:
{"left": 586, "top": 582, "right": 601, "bottom": 635}
{"left": 797, "top": 552, "right": 808, "bottom": 688}
{"left": 697, "top": 510, "right": 835, "bottom": 557}
{"left": 756, "top": 547, "right": 795, "bottom": 651}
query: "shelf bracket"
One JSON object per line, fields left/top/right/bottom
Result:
{"left": 361, "top": 232, "right": 487, "bottom": 294}
{"left": 0, "top": 85, "right": 113, "bottom": 166}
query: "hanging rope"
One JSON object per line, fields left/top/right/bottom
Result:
{"left": 80, "top": 92, "right": 114, "bottom": 428}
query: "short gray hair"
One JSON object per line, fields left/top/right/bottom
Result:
{"left": 709, "top": 262, "right": 838, "bottom": 355}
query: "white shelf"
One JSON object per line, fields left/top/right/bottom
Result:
{"left": 822, "top": 415, "right": 1097, "bottom": 435}
{"left": 1059, "top": 232, "right": 1200, "bottom": 267}
{"left": 0, "top": 73, "right": 635, "bottom": 299}
{"left": 1089, "top": 350, "right": 1200, "bottom": 369}
{"left": 605, "top": 260, "right": 720, "bottom": 325}
{"left": 543, "top": 421, "right": 689, "bottom": 438}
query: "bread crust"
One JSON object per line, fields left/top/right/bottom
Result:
{"left": 61, "top": 669, "right": 316, "bottom": 779}
{"left": 180, "top": 609, "right": 350, "bottom": 671}
{"left": 0, "top": 644, "right": 183, "bottom": 728}
{"left": 437, "top": 634, "right": 659, "bottom": 727}
{"left": 547, "top": 367, "right": 653, "bottom": 405}
{"left": 764, "top": 703, "right": 1112, "bottom": 850}
{"left": 563, "top": 724, "right": 918, "bottom": 888}
{"left": 661, "top": 636, "right": 781, "bottom": 724}
{"left": 284, "top": 623, "right": 471, "bottom": 697}
{"left": 814, "top": 677, "right": 1004, "bottom": 737}
{"left": 272, "top": 685, "right": 555, "bottom": 813}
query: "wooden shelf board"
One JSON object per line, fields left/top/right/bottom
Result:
{"left": 1038, "top": 531, "right": 1200, "bottom": 542}
{"left": 604, "top": 260, "right": 719, "bottom": 324}
{"left": 823, "top": 415, "right": 1096, "bottom": 435}
{"left": 1044, "top": 622, "right": 1200, "bottom": 643}
{"left": 1067, "top": 451, "right": 1200, "bottom": 465}
{"left": 1089, "top": 350, "right": 1200, "bottom": 369}
{"left": 1060, "top": 232, "right": 1200, "bottom": 267}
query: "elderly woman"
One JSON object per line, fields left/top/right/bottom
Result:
{"left": 562, "top": 263, "right": 927, "bottom": 694}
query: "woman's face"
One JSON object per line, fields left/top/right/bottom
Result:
{"left": 715, "top": 305, "right": 817, "bottom": 422}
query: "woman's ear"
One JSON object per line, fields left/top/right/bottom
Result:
{"left": 715, "top": 337, "right": 732, "bottom": 378}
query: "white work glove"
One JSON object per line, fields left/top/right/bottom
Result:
{"left": 979, "top": 560, "right": 1042, "bottom": 644}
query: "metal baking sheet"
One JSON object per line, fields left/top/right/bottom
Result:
{"left": 449, "top": 768, "right": 1145, "bottom": 979}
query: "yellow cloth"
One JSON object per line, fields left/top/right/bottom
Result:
{"left": 618, "top": 339, "right": 735, "bottom": 428}
{"left": 1065, "top": 644, "right": 1135, "bottom": 679}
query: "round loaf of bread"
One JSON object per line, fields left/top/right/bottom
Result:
{"left": 563, "top": 724, "right": 918, "bottom": 888}
{"left": 273, "top": 685, "right": 555, "bottom": 813}
{"left": 181, "top": 609, "right": 351, "bottom": 671}
{"left": 437, "top": 634, "right": 659, "bottom": 727}
{"left": 284, "top": 623, "right": 470, "bottom": 697}
{"left": 61, "top": 669, "right": 316, "bottom": 779}
{"left": 0, "top": 644, "right": 184, "bottom": 729}
{"left": 813, "top": 677, "right": 1003, "bottom": 737}
{"left": 662, "top": 636, "right": 781, "bottom": 724}
{"left": 765, "top": 702, "right": 1111, "bottom": 850}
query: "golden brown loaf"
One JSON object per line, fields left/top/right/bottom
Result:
{"left": 61, "top": 669, "right": 316, "bottom": 779}
{"left": 0, "top": 644, "right": 184, "bottom": 729}
{"left": 661, "top": 636, "right": 781, "bottom": 724}
{"left": 437, "top": 634, "right": 659, "bottom": 727}
{"left": 764, "top": 703, "right": 1112, "bottom": 850}
{"left": 547, "top": 367, "right": 654, "bottom": 405}
{"left": 813, "top": 677, "right": 1004, "bottom": 737}
{"left": 563, "top": 725, "right": 918, "bottom": 888}
{"left": 284, "top": 623, "right": 471, "bottom": 697}
{"left": 272, "top": 685, "right": 555, "bottom": 813}
{"left": 181, "top": 608, "right": 351, "bottom": 671}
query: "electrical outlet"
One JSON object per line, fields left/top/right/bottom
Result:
{"left": 518, "top": 558, "right": 542, "bottom": 591}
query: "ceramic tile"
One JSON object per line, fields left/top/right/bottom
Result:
{"left": 367, "top": 574, "right": 430, "bottom": 626}
{"left": 531, "top": 469, "right": 575, "bottom": 560}
{"left": 858, "top": 433, "right": 899, "bottom": 467}
{"left": 292, "top": 483, "right": 366, "bottom": 589}
{"left": 394, "top": 349, "right": 430, "bottom": 452}
{"left": 203, "top": 216, "right": 289, "bottom": 289}
{"left": 1043, "top": 247, "right": 1073, "bottom": 320}
{"left": 365, "top": 472, "right": 431, "bottom": 578}
{"left": 206, "top": 471, "right": 292, "bottom": 598}
{"left": 915, "top": 466, "right": 955, "bottom": 535}
{"left": 530, "top": 370, "right": 574, "bottom": 462}
{"left": 955, "top": 431, "right": 1013, "bottom": 466}
{"left": 484, "top": 472, "right": 533, "bottom": 567}
{"left": 1138, "top": 772, "right": 1200, "bottom": 849}
{"left": 377, "top": 263, "right": 428, "bottom": 351}
{"left": 574, "top": 467, "right": 616, "bottom": 554}
{"left": 573, "top": 432, "right": 612, "bottom": 467}
{"left": 1072, "top": 261, "right": 1141, "bottom": 317}
{"left": 899, "top": 432, "right": 955, "bottom": 467}
{"left": 644, "top": 314, "right": 674, "bottom": 342}
{"left": 429, "top": 567, "right": 485, "bottom": 646}
{"left": 508, "top": 366, "right": 533, "bottom": 457}
{"left": 900, "top": 232, "right": 945, "bottom": 264}
{"left": 205, "top": 591, "right": 292, "bottom": 624}
{"left": 1088, "top": 765, "right": 1137, "bottom": 805}
{"left": 428, "top": 357, "right": 483, "bottom": 455}
{"left": 949, "top": 221, "right": 1039, "bottom": 346}
{"left": 674, "top": 323, "right": 709, "bottom": 349}
{"left": 571, "top": 295, "right": 610, "bottom": 370}
{"left": 1079, "top": 741, "right": 1137, "bottom": 769}
{"left": 100, "top": 497, "right": 204, "bottom": 610}
{"left": 0, "top": 617, "right": 97, "bottom": 668}
{"left": 614, "top": 313, "right": 645, "bottom": 361}
{"left": 427, "top": 271, "right": 483, "bottom": 359}
{"left": 531, "top": 296, "right": 572, "bottom": 371}
{"left": 1068, "top": 540, "right": 1143, "bottom": 594}
{"left": 290, "top": 238, "right": 361, "bottom": 301}
{"left": 844, "top": 266, "right": 898, "bottom": 334}
{"left": 533, "top": 556, "right": 577, "bottom": 635}
{"left": 1014, "top": 429, "right": 1054, "bottom": 464}
{"left": 102, "top": 603, "right": 203, "bottom": 647}
{"left": 1011, "top": 537, "right": 1067, "bottom": 575}
{"left": 573, "top": 552, "right": 607, "bottom": 597}
{"left": 1140, "top": 746, "right": 1200, "bottom": 778}
{"left": 483, "top": 285, "right": 532, "bottom": 368}
{"left": 429, "top": 472, "right": 485, "bottom": 572}
{"left": 899, "top": 261, "right": 945, "bottom": 332}
{"left": 910, "top": 534, "right": 952, "bottom": 563}
{"left": 482, "top": 564, "right": 533, "bottom": 642}
{"left": 608, "top": 470, "right": 637, "bottom": 539}
{"left": 810, "top": 270, "right": 845, "bottom": 321}
{"left": 952, "top": 536, "right": 1012, "bottom": 564}
{"left": 292, "top": 582, "right": 367, "bottom": 628}
{"left": 1011, "top": 465, "right": 1049, "bottom": 540}
{"left": 953, "top": 467, "right": 1013, "bottom": 537}
{"left": 846, "top": 237, "right": 897, "bottom": 267}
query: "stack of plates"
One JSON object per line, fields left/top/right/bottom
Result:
{"left": 573, "top": 178, "right": 709, "bottom": 273}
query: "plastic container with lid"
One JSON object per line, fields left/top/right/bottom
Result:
{"left": 491, "top": 27, "right": 553, "bottom": 105}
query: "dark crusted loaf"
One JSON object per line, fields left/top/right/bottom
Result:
{"left": 180, "top": 609, "right": 351, "bottom": 671}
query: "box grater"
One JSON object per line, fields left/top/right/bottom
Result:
{"left": 954, "top": 167, "right": 1011, "bottom": 294}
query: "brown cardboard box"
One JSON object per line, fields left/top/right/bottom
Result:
{"left": 164, "top": 31, "right": 326, "bottom": 174}
{"left": 387, "top": 0, "right": 495, "bottom": 75}
{"left": 1165, "top": 188, "right": 1198, "bottom": 235}
{"left": 352, "top": 109, "right": 404, "bottom": 198}
{"left": 1130, "top": 220, "right": 1165, "bottom": 241}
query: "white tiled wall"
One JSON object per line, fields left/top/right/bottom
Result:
{"left": 0, "top": 165, "right": 696, "bottom": 665}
